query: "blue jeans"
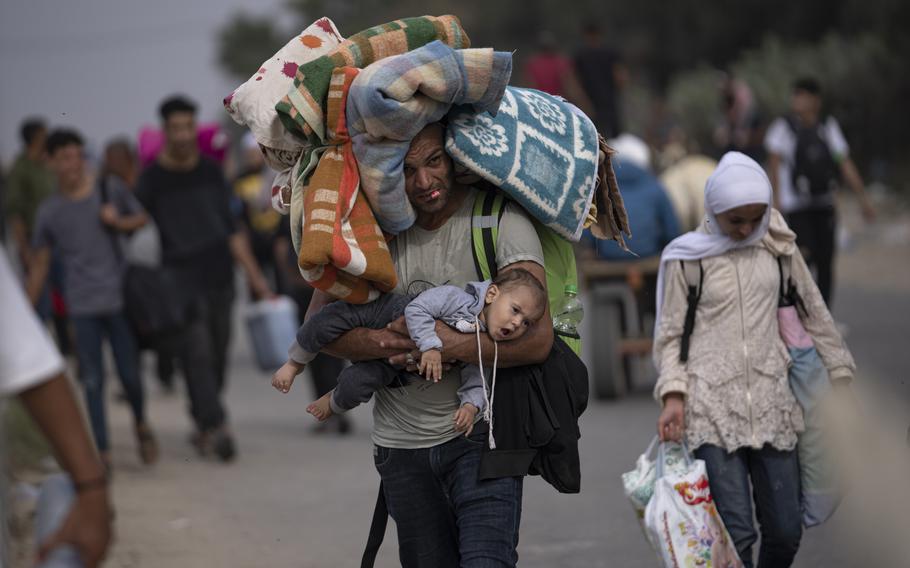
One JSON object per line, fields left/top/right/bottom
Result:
{"left": 72, "top": 312, "right": 145, "bottom": 453}
{"left": 695, "top": 444, "right": 802, "bottom": 568}
{"left": 374, "top": 431, "right": 523, "bottom": 567}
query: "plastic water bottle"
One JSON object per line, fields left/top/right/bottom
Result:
{"left": 553, "top": 284, "right": 583, "bottom": 339}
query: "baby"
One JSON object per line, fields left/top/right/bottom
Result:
{"left": 272, "top": 268, "right": 548, "bottom": 435}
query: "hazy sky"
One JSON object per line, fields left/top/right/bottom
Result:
{"left": 0, "top": 0, "right": 288, "bottom": 164}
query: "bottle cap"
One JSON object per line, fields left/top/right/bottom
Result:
{"left": 564, "top": 284, "right": 578, "bottom": 295}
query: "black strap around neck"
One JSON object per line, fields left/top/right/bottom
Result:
{"left": 679, "top": 259, "right": 703, "bottom": 363}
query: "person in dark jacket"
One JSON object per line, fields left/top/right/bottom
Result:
{"left": 582, "top": 133, "right": 680, "bottom": 261}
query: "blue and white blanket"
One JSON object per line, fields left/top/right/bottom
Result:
{"left": 445, "top": 87, "right": 600, "bottom": 241}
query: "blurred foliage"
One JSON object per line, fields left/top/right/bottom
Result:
{"left": 216, "top": 0, "right": 909, "bottom": 182}
{"left": 2, "top": 400, "right": 50, "bottom": 471}
{"left": 668, "top": 34, "right": 904, "bottom": 173}
{"left": 217, "top": 13, "right": 288, "bottom": 80}
{"left": 664, "top": 66, "right": 724, "bottom": 156}
{"left": 217, "top": 0, "right": 909, "bottom": 91}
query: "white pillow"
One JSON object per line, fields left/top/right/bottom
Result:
{"left": 224, "top": 17, "right": 343, "bottom": 153}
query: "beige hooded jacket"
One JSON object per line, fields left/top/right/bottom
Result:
{"left": 653, "top": 210, "right": 856, "bottom": 452}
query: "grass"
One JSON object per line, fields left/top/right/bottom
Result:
{"left": 2, "top": 400, "right": 51, "bottom": 473}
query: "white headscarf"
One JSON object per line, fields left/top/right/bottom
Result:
{"left": 653, "top": 151, "right": 773, "bottom": 330}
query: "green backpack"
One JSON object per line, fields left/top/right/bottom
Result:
{"left": 470, "top": 190, "right": 582, "bottom": 355}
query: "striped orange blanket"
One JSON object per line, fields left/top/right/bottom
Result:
{"left": 293, "top": 67, "right": 397, "bottom": 303}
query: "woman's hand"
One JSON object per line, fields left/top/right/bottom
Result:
{"left": 657, "top": 393, "right": 686, "bottom": 442}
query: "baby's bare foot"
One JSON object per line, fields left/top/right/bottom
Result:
{"left": 306, "top": 392, "right": 334, "bottom": 422}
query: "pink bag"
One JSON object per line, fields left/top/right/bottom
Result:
{"left": 137, "top": 123, "right": 228, "bottom": 166}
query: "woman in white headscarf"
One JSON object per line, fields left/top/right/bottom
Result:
{"left": 652, "top": 152, "right": 855, "bottom": 567}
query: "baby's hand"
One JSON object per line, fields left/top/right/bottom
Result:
{"left": 419, "top": 349, "right": 443, "bottom": 382}
{"left": 454, "top": 403, "right": 478, "bottom": 436}
{"left": 271, "top": 361, "right": 303, "bottom": 393}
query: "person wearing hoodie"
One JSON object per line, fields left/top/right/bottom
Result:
{"left": 271, "top": 268, "right": 547, "bottom": 437}
{"left": 582, "top": 133, "right": 680, "bottom": 261}
{"left": 653, "top": 152, "right": 856, "bottom": 567}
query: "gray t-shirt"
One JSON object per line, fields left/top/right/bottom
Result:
{"left": 372, "top": 187, "right": 544, "bottom": 449}
{"left": 33, "top": 178, "right": 142, "bottom": 316}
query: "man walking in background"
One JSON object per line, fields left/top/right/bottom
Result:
{"left": 5, "top": 117, "right": 71, "bottom": 353}
{"left": 573, "top": 23, "right": 627, "bottom": 139}
{"left": 136, "top": 95, "right": 273, "bottom": 461}
{"left": 765, "top": 77, "right": 875, "bottom": 305}
{"left": 5, "top": 118, "right": 53, "bottom": 268}
{"left": 26, "top": 129, "right": 157, "bottom": 470}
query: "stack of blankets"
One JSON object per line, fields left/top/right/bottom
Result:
{"left": 226, "top": 15, "right": 629, "bottom": 303}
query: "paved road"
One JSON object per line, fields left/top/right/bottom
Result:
{"left": 100, "top": 209, "right": 910, "bottom": 567}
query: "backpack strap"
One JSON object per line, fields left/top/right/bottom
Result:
{"left": 360, "top": 482, "right": 388, "bottom": 568}
{"left": 97, "top": 176, "right": 125, "bottom": 261}
{"left": 679, "top": 259, "right": 704, "bottom": 363}
{"left": 777, "top": 255, "right": 808, "bottom": 317}
{"left": 471, "top": 190, "right": 507, "bottom": 281}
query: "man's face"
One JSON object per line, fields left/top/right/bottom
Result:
{"left": 163, "top": 111, "right": 197, "bottom": 157}
{"left": 791, "top": 90, "right": 820, "bottom": 118}
{"left": 49, "top": 144, "right": 85, "bottom": 188}
{"left": 31, "top": 128, "right": 48, "bottom": 156}
{"left": 105, "top": 147, "right": 134, "bottom": 179}
{"left": 403, "top": 124, "right": 455, "bottom": 215}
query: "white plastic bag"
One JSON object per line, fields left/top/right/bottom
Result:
{"left": 622, "top": 436, "right": 688, "bottom": 527}
{"left": 643, "top": 442, "right": 743, "bottom": 568}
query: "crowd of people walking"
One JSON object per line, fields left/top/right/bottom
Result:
{"left": 0, "top": 12, "right": 878, "bottom": 566}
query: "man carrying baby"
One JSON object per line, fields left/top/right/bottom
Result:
{"left": 301, "top": 123, "right": 553, "bottom": 567}
{"left": 273, "top": 268, "right": 548, "bottom": 437}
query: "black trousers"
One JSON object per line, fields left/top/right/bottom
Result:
{"left": 157, "top": 285, "right": 234, "bottom": 432}
{"left": 786, "top": 208, "right": 837, "bottom": 306}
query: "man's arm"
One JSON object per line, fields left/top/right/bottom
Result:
{"left": 99, "top": 204, "right": 147, "bottom": 233}
{"left": 839, "top": 158, "right": 876, "bottom": 221}
{"left": 9, "top": 216, "right": 31, "bottom": 265}
{"left": 25, "top": 246, "right": 51, "bottom": 305}
{"left": 20, "top": 373, "right": 112, "bottom": 568}
{"left": 228, "top": 231, "right": 274, "bottom": 299}
{"left": 446, "top": 260, "right": 553, "bottom": 367}
{"left": 767, "top": 152, "right": 782, "bottom": 211}
{"left": 304, "top": 288, "right": 416, "bottom": 362}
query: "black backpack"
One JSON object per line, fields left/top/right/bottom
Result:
{"left": 469, "top": 190, "right": 589, "bottom": 494}
{"left": 99, "top": 178, "right": 187, "bottom": 348}
{"left": 786, "top": 116, "right": 840, "bottom": 200}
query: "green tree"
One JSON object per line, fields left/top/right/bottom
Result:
{"left": 218, "top": 13, "right": 287, "bottom": 80}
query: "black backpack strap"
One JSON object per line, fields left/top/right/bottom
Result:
{"left": 679, "top": 259, "right": 704, "bottom": 363}
{"left": 777, "top": 255, "right": 808, "bottom": 317}
{"left": 97, "top": 176, "right": 124, "bottom": 261}
{"left": 777, "top": 256, "right": 787, "bottom": 304}
{"left": 360, "top": 483, "right": 388, "bottom": 568}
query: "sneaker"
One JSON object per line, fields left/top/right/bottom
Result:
{"left": 135, "top": 424, "right": 159, "bottom": 466}
{"left": 211, "top": 428, "right": 236, "bottom": 463}
{"left": 190, "top": 431, "right": 209, "bottom": 456}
